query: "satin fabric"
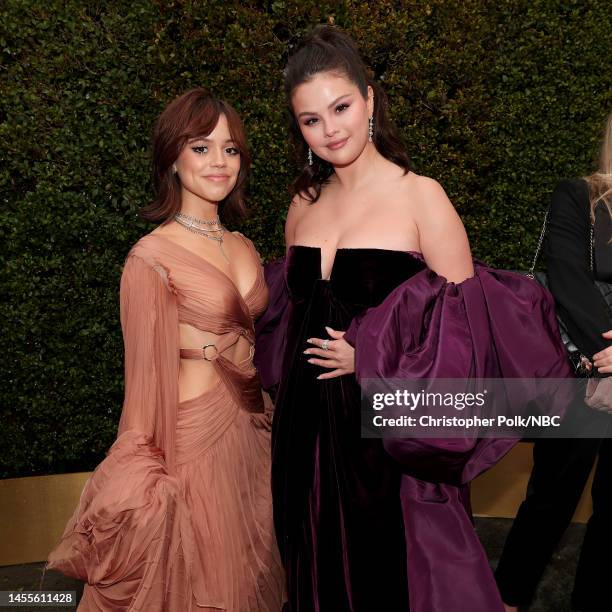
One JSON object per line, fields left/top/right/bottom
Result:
{"left": 255, "top": 247, "right": 572, "bottom": 612}
{"left": 346, "top": 253, "right": 572, "bottom": 612}
{"left": 48, "top": 233, "right": 285, "bottom": 611}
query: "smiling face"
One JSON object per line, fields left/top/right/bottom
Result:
{"left": 291, "top": 71, "right": 373, "bottom": 168}
{"left": 174, "top": 113, "right": 241, "bottom": 205}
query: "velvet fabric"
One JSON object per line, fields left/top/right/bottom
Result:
{"left": 255, "top": 246, "right": 572, "bottom": 612}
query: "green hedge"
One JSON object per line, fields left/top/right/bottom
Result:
{"left": 1, "top": 0, "right": 611, "bottom": 477}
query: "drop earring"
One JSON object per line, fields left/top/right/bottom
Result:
{"left": 172, "top": 164, "right": 178, "bottom": 174}
{"left": 368, "top": 116, "right": 374, "bottom": 142}
{"left": 308, "top": 148, "right": 313, "bottom": 166}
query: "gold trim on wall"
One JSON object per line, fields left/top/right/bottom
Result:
{"left": 471, "top": 441, "right": 594, "bottom": 521}
{"left": 0, "top": 472, "right": 90, "bottom": 567}
{"left": 0, "top": 442, "right": 594, "bottom": 566}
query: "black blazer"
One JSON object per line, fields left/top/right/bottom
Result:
{"left": 545, "top": 178, "right": 612, "bottom": 376}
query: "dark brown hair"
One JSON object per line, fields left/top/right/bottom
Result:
{"left": 141, "top": 88, "right": 250, "bottom": 223}
{"left": 284, "top": 25, "right": 411, "bottom": 202}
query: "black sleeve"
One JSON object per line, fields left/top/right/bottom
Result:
{"left": 545, "top": 179, "right": 612, "bottom": 375}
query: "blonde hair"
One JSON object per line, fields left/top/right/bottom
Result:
{"left": 584, "top": 111, "right": 612, "bottom": 223}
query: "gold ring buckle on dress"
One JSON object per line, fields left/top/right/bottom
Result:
{"left": 202, "top": 344, "right": 219, "bottom": 361}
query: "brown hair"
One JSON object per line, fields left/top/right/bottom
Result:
{"left": 284, "top": 25, "right": 411, "bottom": 202}
{"left": 141, "top": 88, "right": 250, "bottom": 223}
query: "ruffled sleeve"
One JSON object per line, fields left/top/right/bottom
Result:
{"left": 46, "top": 252, "right": 206, "bottom": 608}
{"left": 117, "top": 253, "right": 180, "bottom": 472}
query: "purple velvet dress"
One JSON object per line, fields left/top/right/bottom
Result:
{"left": 255, "top": 246, "right": 572, "bottom": 612}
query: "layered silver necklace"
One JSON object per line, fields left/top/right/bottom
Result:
{"left": 173, "top": 212, "right": 229, "bottom": 262}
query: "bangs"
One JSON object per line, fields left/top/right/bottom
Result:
{"left": 180, "top": 98, "right": 222, "bottom": 145}
{"left": 143, "top": 87, "right": 251, "bottom": 224}
{"left": 181, "top": 100, "right": 248, "bottom": 160}
{"left": 219, "top": 102, "right": 249, "bottom": 159}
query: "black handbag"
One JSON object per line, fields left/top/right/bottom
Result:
{"left": 527, "top": 208, "right": 612, "bottom": 377}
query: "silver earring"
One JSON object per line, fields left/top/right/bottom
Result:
{"left": 368, "top": 116, "right": 374, "bottom": 142}
{"left": 308, "top": 148, "right": 313, "bottom": 166}
{"left": 172, "top": 164, "right": 178, "bottom": 174}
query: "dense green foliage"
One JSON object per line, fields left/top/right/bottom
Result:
{"left": 1, "top": 0, "right": 611, "bottom": 477}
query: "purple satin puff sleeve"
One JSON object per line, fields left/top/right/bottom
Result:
{"left": 349, "top": 259, "right": 573, "bottom": 481}
{"left": 348, "top": 259, "right": 571, "bottom": 383}
{"left": 343, "top": 257, "right": 574, "bottom": 612}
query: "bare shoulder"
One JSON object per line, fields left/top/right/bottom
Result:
{"left": 287, "top": 192, "right": 311, "bottom": 215}
{"left": 285, "top": 192, "right": 311, "bottom": 246}
{"left": 401, "top": 174, "right": 458, "bottom": 225}
{"left": 403, "top": 174, "right": 472, "bottom": 281}
{"left": 383, "top": 172, "right": 452, "bottom": 224}
{"left": 405, "top": 173, "right": 452, "bottom": 206}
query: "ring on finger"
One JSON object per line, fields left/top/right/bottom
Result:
{"left": 321, "top": 339, "right": 330, "bottom": 351}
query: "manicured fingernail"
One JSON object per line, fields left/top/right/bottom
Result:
{"left": 308, "top": 359, "right": 314, "bottom": 363}
{"left": 325, "top": 326, "right": 332, "bottom": 333}
{"left": 304, "top": 350, "right": 310, "bottom": 355}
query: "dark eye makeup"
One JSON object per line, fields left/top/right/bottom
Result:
{"left": 302, "top": 102, "right": 351, "bottom": 127}
{"left": 190, "top": 145, "right": 240, "bottom": 155}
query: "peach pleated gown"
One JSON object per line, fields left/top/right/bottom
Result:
{"left": 47, "top": 232, "right": 285, "bottom": 611}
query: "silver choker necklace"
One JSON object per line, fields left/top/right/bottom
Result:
{"left": 173, "top": 212, "right": 229, "bottom": 262}
{"left": 175, "top": 212, "right": 221, "bottom": 226}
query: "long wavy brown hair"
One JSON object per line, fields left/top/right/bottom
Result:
{"left": 284, "top": 25, "right": 411, "bottom": 202}
{"left": 141, "top": 88, "right": 250, "bottom": 224}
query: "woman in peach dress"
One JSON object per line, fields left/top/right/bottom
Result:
{"left": 47, "top": 88, "right": 285, "bottom": 611}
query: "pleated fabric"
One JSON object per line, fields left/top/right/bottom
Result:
{"left": 47, "top": 232, "right": 285, "bottom": 611}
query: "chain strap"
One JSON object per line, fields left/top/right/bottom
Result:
{"left": 527, "top": 209, "right": 550, "bottom": 279}
{"left": 528, "top": 207, "right": 595, "bottom": 278}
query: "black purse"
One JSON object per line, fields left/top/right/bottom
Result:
{"left": 527, "top": 208, "right": 612, "bottom": 377}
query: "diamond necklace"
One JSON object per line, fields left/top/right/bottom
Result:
{"left": 175, "top": 212, "right": 222, "bottom": 226}
{"left": 173, "top": 212, "right": 229, "bottom": 262}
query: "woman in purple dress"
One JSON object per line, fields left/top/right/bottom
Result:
{"left": 255, "top": 25, "right": 573, "bottom": 612}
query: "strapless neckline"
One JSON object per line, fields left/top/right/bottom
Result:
{"left": 288, "top": 244, "right": 424, "bottom": 281}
